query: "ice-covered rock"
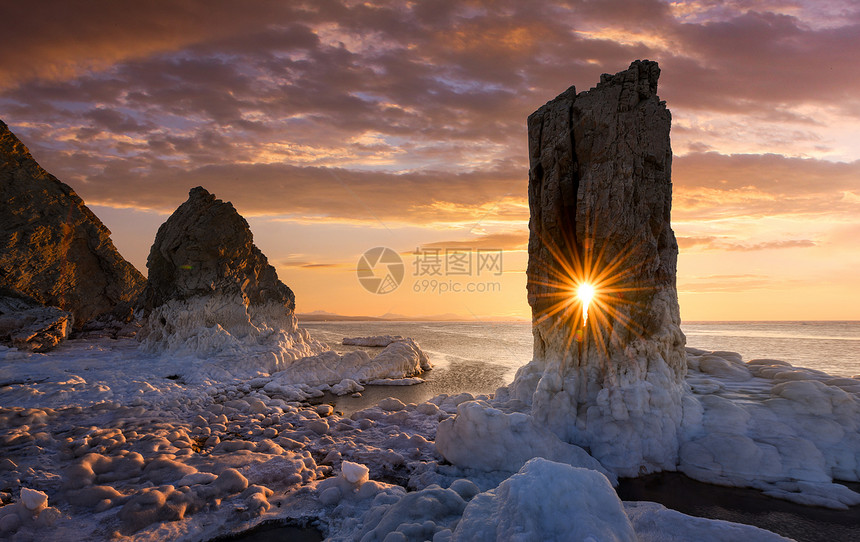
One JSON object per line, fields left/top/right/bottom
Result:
{"left": 453, "top": 458, "right": 636, "bottom": 541}
{"left": 262, "top": 338, "right": 431, "bottom": 397}
{"left": 343, "top": 335, "right": 403, "bottom": 346}
{"left": 439, "top": 61, "right": 685, "bottom": 477}
{"left": 138, "top": 187, "right": 324, "bottom": 362}
{"left": 0, "top": 288, "right": 72, "bottom": 352}
{"left": 436, "top": 400, "right": 617, "bottom": 484}
{"left": 0, "top": 119, "right": 144, "bottom": 327}
{"left": 680, "top": 350, "right": 860, "bottom": 509}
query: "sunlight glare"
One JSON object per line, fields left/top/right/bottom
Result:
{"left": 577, "top": 282, "right": 596, "bottom": 325}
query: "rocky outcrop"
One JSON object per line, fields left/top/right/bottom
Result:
{"left": 0, "top": 287, "right": 72, "bottom": 352}
{"left": 138, "top": 187, "right": 322, "bottom": 364}
{"left": 140, "top": 186, "right": 295, "bottom": 312}
{"left": 503, "top": 60, "right": 686, "bottom": 475}
{"left": 0, "top": 120, "right": 145, "bottom": 327}
{"left": 436, "top": 61, "right": 686, "bottom": 477}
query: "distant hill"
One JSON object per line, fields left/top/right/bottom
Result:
{"left": 296, "top": 310, "right": 527, "bottom": 322}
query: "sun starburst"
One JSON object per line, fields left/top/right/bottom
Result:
{"left": 529, "top": 214, "right": 652, "bottom": 357}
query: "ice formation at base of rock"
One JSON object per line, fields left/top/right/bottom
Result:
{"left": 138, "top": 293, "right": 324, "bottom": 362}
{"left": 435, "top": 400, "right": 616, "bottom": 484}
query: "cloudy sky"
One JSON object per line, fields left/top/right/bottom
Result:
{"left": 2, "top": 0, "right": 859, "bottom": 320}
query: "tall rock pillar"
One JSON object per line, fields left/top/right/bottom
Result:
{"left": 516, "top": 60, "right": 687, "bottom": 475}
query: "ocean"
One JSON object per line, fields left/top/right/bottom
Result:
{"left": 299, "top": 320, "right": 860, "bottom": 411}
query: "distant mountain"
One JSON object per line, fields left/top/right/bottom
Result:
{"left": 296, "top": 311, "right": 527, "bottom": 322}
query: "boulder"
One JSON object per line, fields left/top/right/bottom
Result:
{"left": 0, "top": 287, "right": 72, "bottom": 352}
{"left": 0, "top": 119, "right": 145, "bottom": 327}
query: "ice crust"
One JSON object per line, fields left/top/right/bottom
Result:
{"left": 343, "top": 335, "right": 403, "bottom": 347}
{"left": 437, "top": 348, "right": 860, "bottom": 510}
{"left": 138, "top": 294, "right": 325, "bottom": 363}
{"left": 435, "top": 400, "right": 617, "bottom": 484}
{"left": 453, "top": 458, "right": 636, "bottom": 541}
{"left": 1, "top": 333, "right": 856, "bottom": 540}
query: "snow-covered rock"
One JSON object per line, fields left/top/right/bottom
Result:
{"left": 452, "top": 458, "right": 635, "bottom": 541}
{"left": 138, "top": 187, "right": 325, "bottom": 363}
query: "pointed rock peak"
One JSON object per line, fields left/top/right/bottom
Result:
{"left": 188, "top": 185, "right": 215, "bottom": 201}
{"left": 141, "top": 187, "right": 294, "bottom": 313}
{"left": 0, "top": 119, "right": 145, "bottom": 327}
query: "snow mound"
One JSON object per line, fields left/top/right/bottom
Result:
{"left": 680, "top": 351, "right": 860, "bottom": 509}
{"left": 436, "top": 400, "right": 617, "bottom": 484}
{"left": 452, "top": 458, "right": 636, "bottom": 541}
{"left": 624, "top": 501, "right": 791, "bottom": 541}
{"left": 261, "top": 338, "right": 431, "bottom": 398}
{"left": 343, "top": 335, "right": 403, "bottom": 347}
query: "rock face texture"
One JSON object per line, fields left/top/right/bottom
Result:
{"left": 503, "top": 60, "right": 686, "bottom": 475}
{"left": 0, "top": 287, "right": 72, "bottom": 352}
{"left": 139, "top": 187, "right": 321, "bottom": 362}
{"left": 0, "top": 120, "right": 145, "bottom": 327}
{"left": 140, "top": 186, "right": 295, "bottom": 312}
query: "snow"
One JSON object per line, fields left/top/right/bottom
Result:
{"left": 0, "top": 316, "right": 856, "bottom": 541}
{"left": 435, "top": 400, "right": 617, "bottom": 484}
{"left": 624, "top": 501, "right": 791, "bottom": 541}
{"left": 342, "top": 336, "right": 403, "bottom": 347}
{"left": 0, "top": 326, "right": 439, "bottom": 540}
{"left": 341, "top": 462, "right": 370, "bottom": 484}
{"left": 678, "top": 349, "right": 860, "bottom": 509}
{"left": 452, "top": 458, "right": 636, "bottom": 542}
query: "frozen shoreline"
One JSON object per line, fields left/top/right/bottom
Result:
{"left": 0, "top": 331, "right": 858, "bottom": 541}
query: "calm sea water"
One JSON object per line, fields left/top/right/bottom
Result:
{"left": 298, "top": 320, "right": 860, "bottom": 410}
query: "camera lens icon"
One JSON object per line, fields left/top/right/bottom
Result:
{"left": 357, "top": 247, "right": 404, "bottom": 294}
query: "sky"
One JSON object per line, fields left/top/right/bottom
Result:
{"left": 1, "top": 0, "right": 859, "bottom": 321}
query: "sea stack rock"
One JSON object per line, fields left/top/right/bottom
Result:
{"left": 0, "top": 120, "right": 145, "bottom": 328}
{"left": 515, "top": 60, "right": 685, "bottom": 474}
{"left": 138, "top": 187, "right": 320, "bottom": 361}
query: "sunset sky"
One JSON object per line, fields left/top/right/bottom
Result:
{"left": 2, "top": 0, "right": 859, "bottom": 321}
